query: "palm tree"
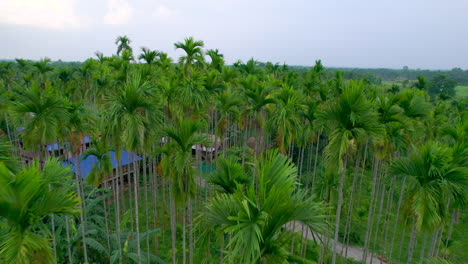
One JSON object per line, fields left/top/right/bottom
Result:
{"left": 115, "top": 35, "right": 132, "bottom": 56}
{"left": 106, "top": 72, "right": 162, "bottom": 263}
{"left": 64, "top": 102, "right": 95, "bottom": 262}
{"left": 206, "top": 49, "right": 224, "bottom": 72}
{"left": 201, "top": 150, "right": 327, "bottom": 263}
{"left": 160, "top": 118, "right": 208, "bottom": 264}
{"left": 389, "top": 142, "right": 467, "bottom": 263}
{"left": 138, "top": 47, "right": 159, "bottom": 65}
{"left": 174, "top": 37, "right": 205, "bottom": 77}
{"left": 208, "top": 156, "right": 250, "bottom": 194}
{"left": 316, "top": 81, "right": 382, "bottom": 264}
{"left": 0, "top": 159, "right": 80, "bottom": 264}
{"left": 214, "top": 88, "right": 242, "bottom": 148}
{"left": 13, "top": 83, "right": 70, "bottom": 152}
{"left": 267, "top": 85, "right": 305, "bottom": 155}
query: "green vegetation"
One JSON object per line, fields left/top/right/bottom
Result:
{"left": 0, "top": 36, "right": 466, "bottom": 264}
{"left": 455, "top": 86, "right": 468, "bottom": 98}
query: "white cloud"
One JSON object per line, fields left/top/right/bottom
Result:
{"left": 103, "top": 0, "right": 133, "bottom": 25}
{"left": 153, "top": 6, "right": 177, "bottom": 20}
{"left": 0, "top": 0, "right": 82, "bottom": 29}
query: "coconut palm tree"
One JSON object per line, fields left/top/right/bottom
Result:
{"left": 201, "top": 150, "right": 327, "bottom": 263}
{"left": 389, "top": 142, "right": 467, "bottom": 263}
{"left": 0, "top": 159, "right": 80, "bottom": 264}
{"left": 316, "top": 81, "right": 382, "bottom": 264}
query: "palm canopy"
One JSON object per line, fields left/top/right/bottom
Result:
{"left": 105, "top": 72, "right": 161, "bottom": 153}
{"left": 13, "top": 83, "right": 70, "bottom": 150}
{"left": 389, "top": 141, "right": 467, "bottom": 232}
{"left": 317, "top": 81, "right": 383, "bottom": 168}
{"left": 0, "top": 159, "right": 80, "bottom": 264}
{"left": 160, "top": 118, "right": 208, "bottom": 203}
{"left": 208, "top": 156, "right": 250, "bottom": 194}
{"left": 174, "top": 37, "right": 205, "bottom": 76}
{"left": 115, "top": 35, "right": 132, "bottom": 56}
{"left": 201, "top": 150, "right": 326, "bottom": 264}
{"left": 266, "top": 85, "right": 305, "bottom": 154}
{"left": 138, "top": 47, "right": 159, "bottom": 65}
{"left": 81, "top": 139, "right": 113, "bottom": 187}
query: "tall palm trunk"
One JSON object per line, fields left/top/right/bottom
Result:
{"left": 114, "top": 158, "right": 123, "bottom": 263}
{"left": 170, "top": 182, "right": 177, "bottom": 264}
{"left": 331, "top": 155, "right": 348, "bottom": 264}
{"left": 143, "top": 156, "right": 150, "bottom": 262}
{"left": 381, "top": 178, "right": 394, "bottom": 263}
{"left": 103, "top": 182, "right": 111, "bottom": 253}
{"left": 362, "top": 157, "right": 380, "bottom": 263}
{"left": 343, "top": 150, "right": 361, "bottom": 257}
{"left": 407, "top": 220, "right": 417, "bottom": 264}
{"left": 398, "top": 218, "right": 408, "bottom": 262}
{"left": 370, "top": 180, "right": 386, "bottom": 263}
{"left": 74, "top": 155, "right": 88, "bottom": 263}
{"left": 419, "top": 232, "right": 428, "bottom": 263}
{"left": 388, "top": 177, "right": 406, "bottom": 261}
{"left": 65, "top": 216, "right": 73, "bottom": 264}
{"left": 188, "top": 198, "right": 194, "bottom": 264}
{"left": 311, "top": 130, "right": 321, "bottom": 190}
{"left": 132, "top": 154, "right": 141, "bottom": 263}
{"left": 151, "top": 156, "right": 159, "bottom": 255}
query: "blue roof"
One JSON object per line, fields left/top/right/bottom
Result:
{"left": 62, "top": 150, "right": 142, "bottom": 179}
{"left": 47, "top": 136, "right": 91, "bottom": 151}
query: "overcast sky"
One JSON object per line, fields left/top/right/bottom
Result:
{"left": 1, "top": 0, "right": 467, "bottom": 69}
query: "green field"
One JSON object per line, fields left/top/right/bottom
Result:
{"left": 455, "top": 85, "right": 468, "bottom": 97}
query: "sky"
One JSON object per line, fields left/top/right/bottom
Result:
{"left": 1, "top": 0, "right": 467, "bottom": 69}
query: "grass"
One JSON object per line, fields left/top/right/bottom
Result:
{"left": 455, "top": 86, "right": 468, "bottom": 98}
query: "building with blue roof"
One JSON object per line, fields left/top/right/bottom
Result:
{"left": 62, "top": 150, "right": 142, "bottom": 180}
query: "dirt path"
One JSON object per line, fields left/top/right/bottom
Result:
{"left": 291, "top": 222, "right": 381, "bottom": 264}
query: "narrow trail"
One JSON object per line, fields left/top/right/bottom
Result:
{"left": 291, "top": 222, "right": 382, "bottom": 264}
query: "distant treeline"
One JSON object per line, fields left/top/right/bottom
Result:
{"left": 3, "top": 59, "right": 468, "bottom": 85}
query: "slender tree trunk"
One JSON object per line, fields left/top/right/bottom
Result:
{"left": 143, "top": 156, "right": 150, "bottom": 262}
{"left": 152, "top": 156, "right": 159, "bottom": 256}
{"left": 74, "top": 156, "right": 88, "bottom": 263}
{"left": 115, "top": 158, "right": 123, "bottom": 263}
{"left": 343, "top": 150, "right": 361, "bottom": 257}
{"left": 170, "top": 182, "right": 177, "bottom": 264}
{"left": 407, "top": 220, "right": 417, "bottom": 264}
{"left": 65, "top": 216, "right": 73, "bottom": 264}
{"left": 132, "top": 154, "right": 141, "bottom": 263}
{"left": 356, "top": 140, "right": 369, "bottom": 207}
{"left": 331, "top": 155, "right": 348, "bottom": 264}
{"left": 183, "top": 208, "right": 186, "bottom": 264}
{"left": 103, "top": 182, "right": 111, "bottom": 253}
{"left": 370, "top": 180, "right": 386, "bottom": 264}
{"left": 419, "top": 232, "right": 428, "bottom": 263}
{"left": 362, "top": 157, "right": 380, "bottom": 264}
{"left": 381, "top": 178, "right": 394, "bottom": 263}
{"left": 398, "top": 218, "right": 408, "bottom": 262}
{"left": 443, "top": 210, "right": 456, "bottom": 258}
{"left": 311, "top": 130, "right": 321, "bottom": 190}
{"left": 389, "top": 177, "right": 406, "bottom": 261}
{"left": 188, "top": 198, "right": 194, "bottom": 264}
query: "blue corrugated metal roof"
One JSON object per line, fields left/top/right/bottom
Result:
{"left": 62, "top": 150, "right": 142, "bottom": 179}
{"left": 46, "top": 136, "right": 92, "bottom": 151}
